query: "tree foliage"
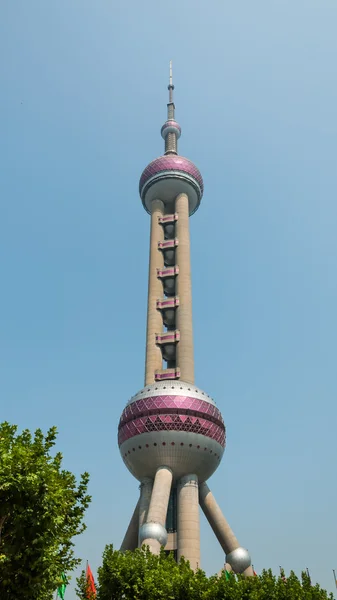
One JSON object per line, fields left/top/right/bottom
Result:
{"left": 93, "top": 545, "right": 334, "bottom": 600}
{"left": 75, "top": 570, "right": 88, "bottom": 600}
{"left": 76, "top": 569, "right": 96, "bottom": 600}
{"left": 0, "top": 422, "right": 91, "bottom": 600}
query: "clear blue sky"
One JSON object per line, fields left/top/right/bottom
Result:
{"left": 1, "top": 1, "right": 337, "bottom": 597}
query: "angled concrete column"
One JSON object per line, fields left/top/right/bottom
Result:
{"left": 199, "top": 482, "right": 253, "bottom": 577}
{"left": 175, "top": 193, "right": 194, "bottom": 383}
{"left": 145, "top": 199, "right": 164, "bottom": 385}
{"left": 140, "top": 466, "right": 173, "bottom": 555}
{"left": 138, "top": 478, "right": 153, "bottom": 546}
{"left": 120, "top": 499, "right": 140, "bottom": 552}
{"left": 199, "top": 482, "right": 238, "bottom": 554}
{"left": 177, "top": 474, "right": 200, "bottom": 570}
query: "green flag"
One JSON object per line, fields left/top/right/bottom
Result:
{"left": 224, "top": 570, "right": 237, "bottom": 582}
{"left": 57, "top": 573, "right": 67, "bottom": 599}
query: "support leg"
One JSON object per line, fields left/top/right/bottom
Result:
{"left": 138, "top": 477, "right": 153, "bottom": 546}
{"left": 120, "top": 499, "right": 140, "bottom": 552}
{"left": 139, "top": 466, "right": 173, "bottom": 555}
{"left": 199, "top": 482, "right": 253, "bottom": 576}
{"left": 177, "top": 474, "right": 200, "bottom": 571}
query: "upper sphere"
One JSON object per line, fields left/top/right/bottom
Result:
{"left": 139, "top": 155, "right": 204, "bottom": 216}
{"left": 161, "top": 120, "right": 182, "bottom": 139}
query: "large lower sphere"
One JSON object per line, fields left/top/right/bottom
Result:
{"left": 118, "top": 381, "right": 226, "bottom": 482}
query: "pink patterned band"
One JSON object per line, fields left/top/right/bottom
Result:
{"left": 118, "top": 394, "right": 226, "bottom": 447}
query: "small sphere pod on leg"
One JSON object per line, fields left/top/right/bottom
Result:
{"left": 139, "top": 466, "right": 173, "bottom": 555}
{"left": 226, "top": 548, "right": 253, "bottom": 576}
{"left": 177, "top": 474, "right": 200, "bottom": 570}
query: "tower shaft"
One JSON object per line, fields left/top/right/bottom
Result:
{"left": 175, "top": 193, "right": 194, "bottom": 383}
{"left": 144, "top": 191, "right": 195, "bottom": 384}
{"left": 145, "top": 199, "right": 164, "bottom": 385}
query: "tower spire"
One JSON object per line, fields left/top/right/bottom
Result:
{"left": 167, "top": 60, "right": 174, "bottom": 119}
{"left": 168, "top": 60, "right": 174, "bottom": 105}
{"left": 161, "top": 61, "right": 181, "bottom": 154}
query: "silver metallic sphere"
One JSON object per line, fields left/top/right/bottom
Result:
{"left": 139, "top": 522, "right": 168, "bottom": 547}
{"left": 226, "top": 547, "right": 251, "bottom": 574}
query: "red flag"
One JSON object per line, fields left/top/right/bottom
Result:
{"left": 253, "top": 570, "right": 257, "bottom": 576}
{"left": 86, "top": 564, "right": 96, "bottom": 599}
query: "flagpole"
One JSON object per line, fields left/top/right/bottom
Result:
{"left": 333, "top": 569, "right": 337, "bottom": 590}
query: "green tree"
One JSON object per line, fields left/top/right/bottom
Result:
{"left": 75, "top": 570, "right": 88, "bottom": 600}
{"left": 0, "top": 422, "right": 91, "bottom": 600}
{"left": 95, "top": 545, "right": 334, "bottom": 600}
{"left": 76, "top": 568, "right": 96, "bottom": 600}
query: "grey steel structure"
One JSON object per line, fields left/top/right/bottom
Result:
{"left": 118, "top": 63, "right": 253, "bottom": 575}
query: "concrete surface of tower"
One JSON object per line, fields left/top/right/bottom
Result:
{"left": 118, "top": 63, "right": 253, "bottom": 576}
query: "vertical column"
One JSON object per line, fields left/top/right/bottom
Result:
{"left": 138, "top": 478, "right": 153, "bottom": 546}
{"left": 175, "top": 193, "right": 194, "bottom": 383}
{"left": 199, "top": 483, "right": 253, "bottom": 576}
{"left": 120, "top": 499, "right": 140, "bottom": 552}
{"left": 165, "top": 132, "right": 177, "bottom": 154}
{"left": 177, "top": 474, "right": 200, "bottom": 570}
{"left": 145, "top": 199, "right": 164, "bottom": 385}
{"left": 139, "top": 466, "right": 173, "bottom": 555}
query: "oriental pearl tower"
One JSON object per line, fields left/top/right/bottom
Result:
{"left": 118, "top": 63, "right": 253, "bottom": 576}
